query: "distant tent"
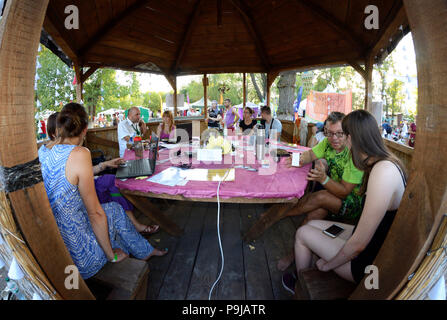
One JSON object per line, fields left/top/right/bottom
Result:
{"left": 102, "top": 108, "right": 124, "bottom": 116}
{"left": 124, "top": 106, "right": 151, "bottom": 122}
{"left": 190, "top": 97, "right": 212, "bottom": 108}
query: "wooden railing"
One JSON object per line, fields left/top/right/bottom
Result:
{"left": 383, "top": 138, "right": 414, "bottom": 171}
{"left": 85, "top": 117, "right": 207, "bottom": 158}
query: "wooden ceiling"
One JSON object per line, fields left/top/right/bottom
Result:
{"left": 43, "top": 0, "right": 408, "bottom": 77}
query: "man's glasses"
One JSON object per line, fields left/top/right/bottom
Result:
{"left": 324, "top": 129, "right": 345, "bottom": 138}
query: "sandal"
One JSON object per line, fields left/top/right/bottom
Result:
{"left": 140, "top": 225, "right": 160, "bottom": 235}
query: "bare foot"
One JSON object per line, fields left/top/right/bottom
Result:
{"left": 277, "top": 253, "right": 294, "bottom": 271}
{"left": 144, "top": 248, "right": 168, "bottom": 261}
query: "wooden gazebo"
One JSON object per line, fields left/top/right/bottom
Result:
{"left": 0, "top": 0, "right": 446, "bottom": 300}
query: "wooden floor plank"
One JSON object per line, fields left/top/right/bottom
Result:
{"left": 186, "top": 201, "right": 222, "bottom": 300}
{"left": 240, "top": 204, "right": 274, "bottom": 300}
{"left": 215, "top": 203, "right": 245, "bottom": 300}
{"left": 256, "top": 204, "right": 294, "bottom": 300}
{"left": 157, "top": 202, "right": 208, "bottom": 300}
{"left": 145, "top": 201, "right": 193, "bottom": 300}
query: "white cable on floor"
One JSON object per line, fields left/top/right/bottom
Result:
{"left": 208, "top": 168, "right": 231, "bottom": 300}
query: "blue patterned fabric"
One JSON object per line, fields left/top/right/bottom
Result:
{"left": 39, "top": 144, "right": 153, "bottom": 279}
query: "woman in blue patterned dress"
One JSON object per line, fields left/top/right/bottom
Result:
{"left": 39, "top": 103, "right": 167, "bottom": 279}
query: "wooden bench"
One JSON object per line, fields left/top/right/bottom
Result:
{"left": 86, "top": 258, "right": 149, "bottom": 300}
{"left": 294, "top": 268, "right": 357, "bottom": 300}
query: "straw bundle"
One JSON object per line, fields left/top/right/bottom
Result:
{"left": 0, "top": 191, "right": 61, "bottom": 300}
{"left": 396, "top": 215, "right": 447, "bottom": 300}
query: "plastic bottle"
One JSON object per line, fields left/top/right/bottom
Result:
{"left": 5, "top": 277, "right": 25, "bottom": 300}
{"left": 223, "top": 122, "right": 228, "bottom": 137}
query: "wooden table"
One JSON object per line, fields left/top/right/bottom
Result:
{"left": 118, "top": 141, "right": 311, "bottom": 240}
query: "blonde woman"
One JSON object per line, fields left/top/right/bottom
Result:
{"left": 157, "top": 110, "right": 176, "bottom": 141}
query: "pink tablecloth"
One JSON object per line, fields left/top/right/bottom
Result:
{"left": 115, "top": 140, "right": 311, "bottom": 201}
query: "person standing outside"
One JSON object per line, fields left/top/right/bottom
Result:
{"left": 221, "top": 98, "right": 239, "bottom": 133}
{"left": 206, "top": 100, "right": 222, "bottom": 130}
{"left": 117, "top": 107, "right": 148, "bottom": 157}
{"left": 408, "top": 119, "right": 417, "bottom": 147}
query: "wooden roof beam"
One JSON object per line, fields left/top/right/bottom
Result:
{"left": 171, "top": 0, "right": 205, "bottom": 74}
{"left": 43, "top": 14, "right": 79, "bottom": 65}
{"left": 348, "top": 60, "right": 367, "bottom": 80}
{"left": 81, "top": 65, "right": 100, "bottom": 83}
{"left": 296, "top": 0, "right": 365, "bottom": 52}
{"left": 78, "top": 0, "right": 151, "bottom": 61}
{"left": 229, "top": 0, "right": 271, "bottom": 70}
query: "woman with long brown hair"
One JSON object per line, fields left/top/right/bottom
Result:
{"left": 157, "top": 110, "right": 176, "bottom": 141}
{"left": 39, "top": 103, "right": 166, "bottom": 279}
{"left": 282, "top": 109, "right": 407, "bottom": 294}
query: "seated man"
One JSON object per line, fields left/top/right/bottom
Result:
{"left": 117, "top": 107, "right": 148, "bottom": 157}
{"left": 260, "top": 106, "right": 282, "bottom": 141}
{"left": 273, "top": 112, "right": 364, "bottom": 270}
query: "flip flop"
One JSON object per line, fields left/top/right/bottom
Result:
{"left": 140, "top": 225, "right": 160, "bottom": 236}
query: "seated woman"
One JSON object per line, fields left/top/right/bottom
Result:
{"left": 43, "top": 112, "right": 159, "bottom": 236}
{"left": 156, "top": 110, "right": 176, "bottom": 141}
{"left": 39, "top": 103, "right": 167, "bottom": 279}
{"left": 282, "top": 110, "right": 407, "bottom": 294}
{"left": 238, "top": 107, "right": 257, "bottom": 135}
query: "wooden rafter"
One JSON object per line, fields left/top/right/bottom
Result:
{"left": 229, "top": 0, "right": 270, "bottom": 70}
{"left": 171, "top": 0, "right": 205, "bottom": 74}
{"left": 296, "top": 0, "right": 365, "bottom": 52}
{"left": 217, "top": 0, "right": 223, "bottom": 27}
{"left": 43, "top": 13, "right": 78, "bottom": 65}
{"left": 347, "top": 60, "right": 367, "bottom": 80}
{"left": 81, "top": 65, "right": 100, "bottom": 83}
{"left": 78, "top": 0, "right": 151, "bottom": 61}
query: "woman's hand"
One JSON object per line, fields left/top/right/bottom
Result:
{"left": 103, "top": 158, "right": 125, "bottom": 169}
{"left": 316, "top": 258, "right": 330, "bottom": 272}
{"left": 112, "top": 248, "right": 128, "bottom": 263}
{"left": 307, "top": 160, "right": 326, "bottom": 183}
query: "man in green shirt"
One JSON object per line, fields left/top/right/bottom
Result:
{"left": 279, "top": 112, "right": 364, "bottom": 271}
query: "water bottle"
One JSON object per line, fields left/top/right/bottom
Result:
{"left": 5, "top": 278, "right": 25, "bottom": 300}
{"left": 256, "top": 124, "right": 265, "bottom": 161}
{"left": 223, "top": 122, "right": 228, "bottom": 137}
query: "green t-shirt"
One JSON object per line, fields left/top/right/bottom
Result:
{"left": 312, "top": 137, "right": 364, "bottom": 194}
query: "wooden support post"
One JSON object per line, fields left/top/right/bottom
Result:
{"left": 165, "top": 75, "right": 177, "bottom": 117}
{"left": 364, "top": 55, "right": 374, "bottom": 111}
{"left": 266, "top": 71, "right": 279, "bottom": 107}
{"left": 243, "top": 73, "right": 246, "bottom": 108}
{"left": 172, "top": 76, "right": 177, "bottom": 117}
{"left": 74, "top": 63, "right": 84, "bottom": 103}
{"left": 203, "top": 74, "right": 208, "bottom": 117}
{"left": 0, "top": 0, "right": 94, "bottom": 299}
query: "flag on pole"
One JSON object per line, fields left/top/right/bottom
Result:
{"left": 293, "top": 86, "right": 303, "bottom": 121}
{"left": 159, "top": 93, "right": 163, "bottom": 114}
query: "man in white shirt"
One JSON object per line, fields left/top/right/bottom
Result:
{"left": 117, "top": 107, "right": 148, "bottom": 157}
{"left": 260, "top": 106, "right": 282, "bottom": 141}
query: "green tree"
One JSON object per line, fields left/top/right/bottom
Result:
{"left": 36, "top": 46, "right": 76, "bottom": 112}
{"left": 375, "top": 56, "right": 396, "bottom": 117}
{"left": 385, "top": 79, "right": 406, "bottom": 117}
{"left": 142, "top": 91, "right": 166, "bottom": 114}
